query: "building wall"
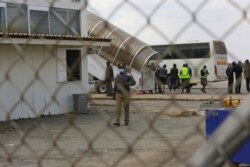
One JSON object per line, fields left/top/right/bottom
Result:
{"left": 0, "top": 0, "right": 90, "bottom": 121}
{"left": 0, "top": 44, "right": 88, "bottom": 121}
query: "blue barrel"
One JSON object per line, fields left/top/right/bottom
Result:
{"left": 206, "top": 109, "right": 250, "bottom": 164}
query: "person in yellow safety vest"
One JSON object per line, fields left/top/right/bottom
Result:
{"left": 200, "top": 65, "right": 209, "bottom": 93}
{"left": 180, "top": 64, "right": 190, "bottom": 94}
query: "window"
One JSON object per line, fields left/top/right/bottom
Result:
{"left": 193, "top": 48, "right": 210, "bottom": 58}
{"left": 66, "top": 50, "right": 81, "bottom": 81}
{"left": 49, "top": 8, "right": 80, "bottom": 35}
{"left": 68, "top": 9, "right": 80, "bottom": 35}
{"left": 30, "top": 10, "right": 49, "bottom": 34}
{"left": 180, "top": 49, "right": 193, "bottom": 59}
{"left": 152, "top": 43, "right": 210, "bottom": 59}
{"left": 57, "top": 49, "right": 81, "bottom": 82}
{"left": 0, "top": 7, "right": 6, "bottom": 32}
{"left": 1, "top": 2, "right": 81, "bottom": 35}
{"left": 7, "top": 3, "right": 28, "bottom": 33}
{"left": 50, "top": 8, "right": 68, "bottom": 35}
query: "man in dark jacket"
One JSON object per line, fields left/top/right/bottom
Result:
{"left": 113, "top": 63, "right": 136, "bottom": 126}
{"left": 244, "top": 59, "right": 250, "bottom": 93}
{"left": 186, "top": 64, "right": 192, "bottom": 93}
{"left": 105, "top": 61, "right": 114, "bottom": 96}
{"left": 200, "top": 65, "right": 209, "bottom": 93}
{"left": 226, "top": 63, "right": 234, "bottom": 94}
{"left": 234, "top": 61, "right": 243, "bottom": 94}
{"left": 158, "top": 64, "right": 168, "bottom": 93}
{"left": 170, "top": 64, "right": 178, "bottom": 92}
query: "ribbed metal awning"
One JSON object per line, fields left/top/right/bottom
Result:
{"left": 0, "top": 33, "right": 111, "bottom": 47}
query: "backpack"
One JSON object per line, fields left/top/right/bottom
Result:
{"left": 158, "top": 68, "right": 167, "bottom": 78}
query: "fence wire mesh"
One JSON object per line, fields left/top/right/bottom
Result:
{"left": 0, "top": 0, "right": 250, "bottom": 167}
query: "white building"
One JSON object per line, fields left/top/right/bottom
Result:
{"left": 0, "top": 0, "right": 111, "bottom": 121}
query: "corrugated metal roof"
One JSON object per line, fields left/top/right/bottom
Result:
{"left": 0, "top": 32, "right": 111, "bottom": 42}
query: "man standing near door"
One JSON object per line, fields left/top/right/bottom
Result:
{"left": 105, "top": 61, "right": 114, "bottom": 96}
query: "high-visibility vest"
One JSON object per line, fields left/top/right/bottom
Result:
{"left": 180, "top": 67, "right": 190, "bottom": 79}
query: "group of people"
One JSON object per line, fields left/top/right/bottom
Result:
{"left": 155, "top": 63, "right": 209, "bottom": 93}
{"left": 155, "top": 63, "right": 182, "bottom": 93}
{"left": 155, "top": 59, "right": 250, "bottom": 94}
{"left": 104, "top": 59, "right": 250, "bottom": 127}
{"left": 226, "top": 59, "right": 250, "bottom": 94}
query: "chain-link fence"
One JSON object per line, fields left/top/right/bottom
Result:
{"left": 0, "top": 0, "right": 250, "bottom": 166}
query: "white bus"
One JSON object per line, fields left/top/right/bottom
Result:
{"left": 151, "top": 41, "right": 228, "bottom": 86}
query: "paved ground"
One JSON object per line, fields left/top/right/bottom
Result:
{"left": 0, "top": 100, "right": 246, "bottom": 167}
{"left": 90, "top": 81, "right": 248, "bottom": 103}
{"left": 0, "top": 81, "right": 249, "bottom": 167}
{"left": 0, "top": 105, "right": 205, "bottom": 167}
{"left": 90, "top": 92, "right": 246, "bottom": 101}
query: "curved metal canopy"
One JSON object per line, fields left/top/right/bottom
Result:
{"left": 87, "top": 11, "right": 159, "bottom": 72}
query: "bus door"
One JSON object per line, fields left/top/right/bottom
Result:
{"left": 214, "top": 54, "right": 227, "bottom": 80}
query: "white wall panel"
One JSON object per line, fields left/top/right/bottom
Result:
{"left": 57, "top": 82, "right": 86, "bottom": 113}
{"left": 31, "top": 45, "right": 46, "bottom": 116}
{"left": 21, "top": 46, "right": 36, "bottom": 118}
{"left": 81, "top": 47, "right": 89, "bottom": 93}
{"left": 0, "top": 44, "right": 89, "bottom": 121}
{"left": 0, "top": 45, "right": 28, "bottom": 121}
{"left": 43, "top": 47, "right": 58, "bottom": 115}
{"left": 0, "top": 45, "right": 8, "bottom": 121}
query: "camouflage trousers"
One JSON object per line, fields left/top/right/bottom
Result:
{"left": 114, "top": 92, "right": 130, "bottom": 123}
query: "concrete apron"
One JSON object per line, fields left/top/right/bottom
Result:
{"left": 89, "top": 93, "right": 247, "bottom": 117}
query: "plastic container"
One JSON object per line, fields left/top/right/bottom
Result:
{"left": 223, "top": 96, "right": 240, "bottom": 108}
{"left": 72, "top": 94, "right": 89, "bottom": 114}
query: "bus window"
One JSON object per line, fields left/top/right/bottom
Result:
{"left": 214, "top": 41, "right": 227, "bottom": 54}
{"left": 152, "top": 42, "right": 218, "bottom": 59}
{"left": 162, "top": 54, "right": 172, "bottom": 59}
{"left": 193, "top": 48, "right": 210, "bottom": 58}
{"left": 180, "top": 49, "right": 193, "bottom": 59}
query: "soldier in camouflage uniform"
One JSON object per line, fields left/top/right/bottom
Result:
{"left": 113, "top": 63, "right": 136, "bottom": 126}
